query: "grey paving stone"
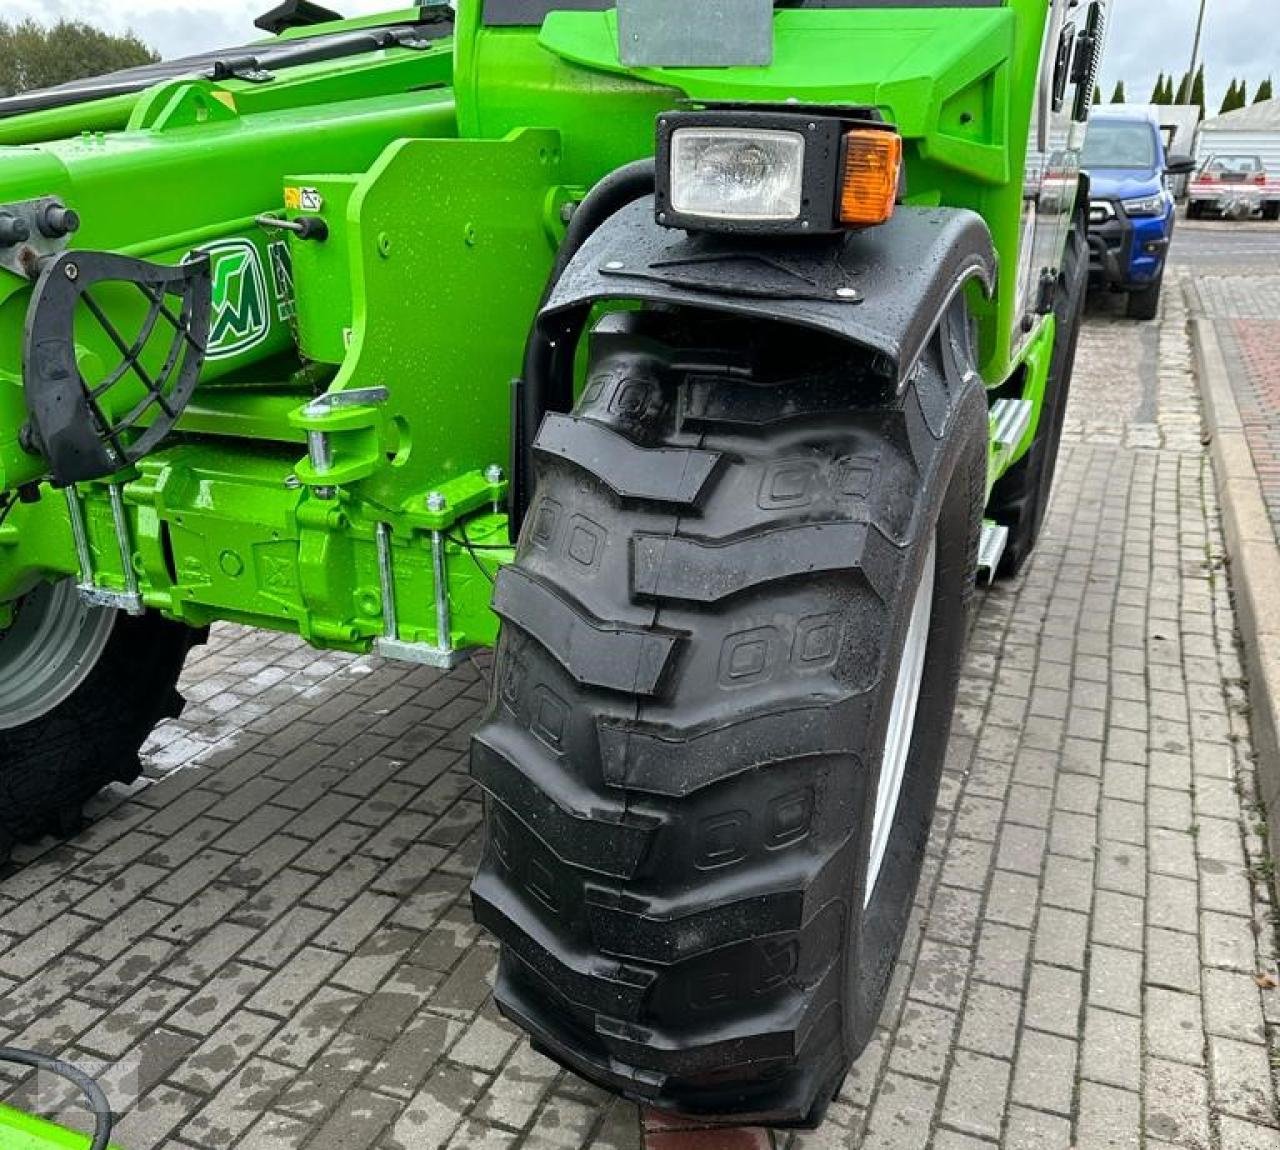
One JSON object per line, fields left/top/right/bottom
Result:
{"left": 862, "top": 1072, "right": 938, "bottom": 1148}
{"left": 385, "top": 1062, "right": 489, "bottom": 1150}
{"left": 1003, "top": 1105, "right": 1072, "bottom": 1150}
{"left": 1204, "top": 967, "right": 1268, "bottom": 1044}
{"left": 888, "top": 1001, "right": 957, "bottom": 1081}
{"left": 1088, "top": 945, "right": 1142, "bottom": 1016}
{"left": 1218, "top": 1117, "right": 1280, "bottom": 1150}
{"left": 1032, "top": 907, "right": 1089, "bottom": 969}
{"left": 1024, "top": 964, "right": 1083, "bottom": 1039}
{"left": 1145, "top": 1058, "right": 1211, "bottom": 1148}
{"left": 1077, "top": 1081, "right": 1141, "bottom": 1150}
{"left": 1083, "top": 1007, "right": 1142, "bottom": 1091}
{"left": 1011, "top": 1030, "right": 1077, "bottom": 1117}
{"left": 973, "top": 923, "right": 1031, "bottom": 990}
{"left": 940, "top": 1051, "right": 1009, "bottom": 1140}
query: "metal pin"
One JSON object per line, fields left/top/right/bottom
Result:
{"left": 307, "top": 430, "right": 333, "bottom": 474}
{"left": 375, "top": 523, "right": 398, "bottom": 642}
{"left": 431, "top": 529, "right": 452, "bottom": 656}
{"left": 307, "top": 431, "right": 336, "bottom": 501}
{"left": 108, "top": 484, "right": 144, "bottom": 613}
{"left": 64, "top": 486, "right": 94, "bottom": 586}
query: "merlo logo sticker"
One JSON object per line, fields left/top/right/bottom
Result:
{"left": 202, "top": 239, "right": 271, "bottom": 359}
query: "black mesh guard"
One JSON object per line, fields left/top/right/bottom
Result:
{"left": 22, "top": 250, "right": 212, "bottom": 486}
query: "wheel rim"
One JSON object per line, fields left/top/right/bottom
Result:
{"left": 0, "top": 580, "right": 116, "bottom": 732}
{"left": 865, "top": 533, "right": 937, "bottom": 908}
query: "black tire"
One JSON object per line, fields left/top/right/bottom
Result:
{"left": 0, "top": 605, "right": 201, "bottom": 862}
{"left": 1188, "top": 201, "right": 1205, "bottom": 220}
{"left": 1263, "top": 202, "right": 1280, "bottom": 222}
{"left": 1126, "top": 267, "right": 1164, "bottom": 321}
{"left": 988, "top": 213, "right": 1088, "bottom": 577}
{"left": 471, "top": 305, "right": 988, "bottom": 1126}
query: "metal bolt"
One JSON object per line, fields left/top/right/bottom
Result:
{"left": 484, "top": 464, "right": 505, "bottom": 485}
{"left": 836, "top": 287, "right": 859, "bottom": 300}
{"left": 560, "top": 202, "right": 577, "bottom": 225}
{"left": 0, "top": 213, "right": 29, "bottom": 246}
{"left": 284, "top": 474, "right": 302, "bottom": 490}
{"left": 426, "top": 491, "right": 448, "bottom": 514}
{"left": 64, "top": 263, "right": 79, "bottom": 281}
{"left": 314, "top": 485, "right": 336, "bottom": 501}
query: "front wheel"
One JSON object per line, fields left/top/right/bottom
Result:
{"left": 0, "top": 581, "right": 201, "bottom": 861}
{"left": 1263, "top": 202, "right": 1280, "bottom": 222}
{"left": 1127, "top": 268, "right": 1165, "bottom": 321}
{"left": 470, "top": 307, "right": 988, "bottom": 1126}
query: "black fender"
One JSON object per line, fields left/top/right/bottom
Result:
{"left": 513, "top": 196, "right": 996, "bottom": 527}
{"left": 542, "top": 197, "right": 994, "bottom": 386}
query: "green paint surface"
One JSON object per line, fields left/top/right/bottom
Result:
{"left": 0, "top": 0, "right": 1079, "bottom": 650}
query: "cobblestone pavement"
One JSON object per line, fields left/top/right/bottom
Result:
{"left": 1, "top": 281, "right": 1279, "bottom": 1150}
{"left": 1189, "top": 273, "right": 1280, "bottom": 544}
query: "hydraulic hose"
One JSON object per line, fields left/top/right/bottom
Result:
{"left": 0, "top": 1048, "right": 113, "bottom": 1150}
{"left": 514, "top": 158, "right": 657, "bottom": 531}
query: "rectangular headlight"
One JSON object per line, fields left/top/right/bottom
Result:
{"left": 1121, "top": 194, "right": 1164, "bottom": 218}
{"left": 655, "top": 107, "right": 899, "bottom": 236}
{"left": 669, "top": 128, "right": 806, "bottom": 222}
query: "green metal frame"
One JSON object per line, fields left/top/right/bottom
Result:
{"left": 0, "top": 0, "right": 1079, "bottom": 657}
{"left": 0, "top": 1103, "right": 118, "bottom": 1150}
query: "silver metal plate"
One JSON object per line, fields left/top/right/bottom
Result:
{"left": 77, "top": 585, "right": 146, "bottom": 616}
{"left": 990, "top": 398, "right": 1034, "bottom": 453}
{"left": 618, "top": 0, "right": 773, "bottom": 67}
{"left": 375, "top": 638, "right": 471, "bottom": 670}
{"left": 977, "top": 523, "right": 1009, "bottom": 585}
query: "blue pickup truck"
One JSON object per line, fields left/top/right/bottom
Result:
{"left": 1083, "top": 107, "right": 1197, "bottom": 319}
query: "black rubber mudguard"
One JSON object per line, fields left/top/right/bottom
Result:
{"left": 22, "top": 250, "right": 212, "bottom": 486}
{"left": 540, "top": 198, "right": 996, "bottom": 391}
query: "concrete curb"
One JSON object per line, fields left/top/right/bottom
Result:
{"left": 1187, "top": 296, "right": 1280, "bottom": 855}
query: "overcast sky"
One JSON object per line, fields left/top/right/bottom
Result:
{"left": 6, "top": 0, "right": 1276, "bottom": 114}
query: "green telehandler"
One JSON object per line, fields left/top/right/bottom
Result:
{"left": 0, "top": 0, "right": 1105, "bottom": 1133}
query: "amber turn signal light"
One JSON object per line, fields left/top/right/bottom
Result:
{"left": 839, "top": 130, "right": 903, "bottom": 227}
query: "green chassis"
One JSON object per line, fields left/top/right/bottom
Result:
{"left": 0, "top": 0, "right": 1087, "bottom": 662}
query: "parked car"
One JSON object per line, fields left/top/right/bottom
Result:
{"left": 1188, "top": 154, "right": 1280, "bottom": 220}
{"left": 1083, "top": 107, "right": 1196, "bottom": 320}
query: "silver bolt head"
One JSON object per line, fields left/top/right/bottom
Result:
{"left": 484, "top": 465, "right": 505, "bottom": 485}
{"left": 64, "top": 263, "right": 79, "bottom": 281}
{"left": 426, "top": 491, "right": 448, "bottom": 513}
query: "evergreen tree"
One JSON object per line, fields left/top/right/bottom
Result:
{"left": 1163, "top": 76, "right": 1176, "bottom": 103}
{"left": 1219, "top": 78, "right": 1250, "bottom": 115}
{"left": 1220, "top": 79, "right": 1240, "bottom": 115}
{"left": 1111, "top": 80, "right": 1127, "bottom": 103}
{"left": 1256, "top": 77, "right": 1275, "bottom": 103}
{"left": 1093, "top": 84, "right": 1102, "bottom": 105}
{"left": 1175, "top": 71, "right": 1191, "bottom": 104}
{"left": 1150, "top": 72, "right": 1166, "bottom": 104}
{"left": 1191, "top": 64, "right": 1206, "bottom": 116}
